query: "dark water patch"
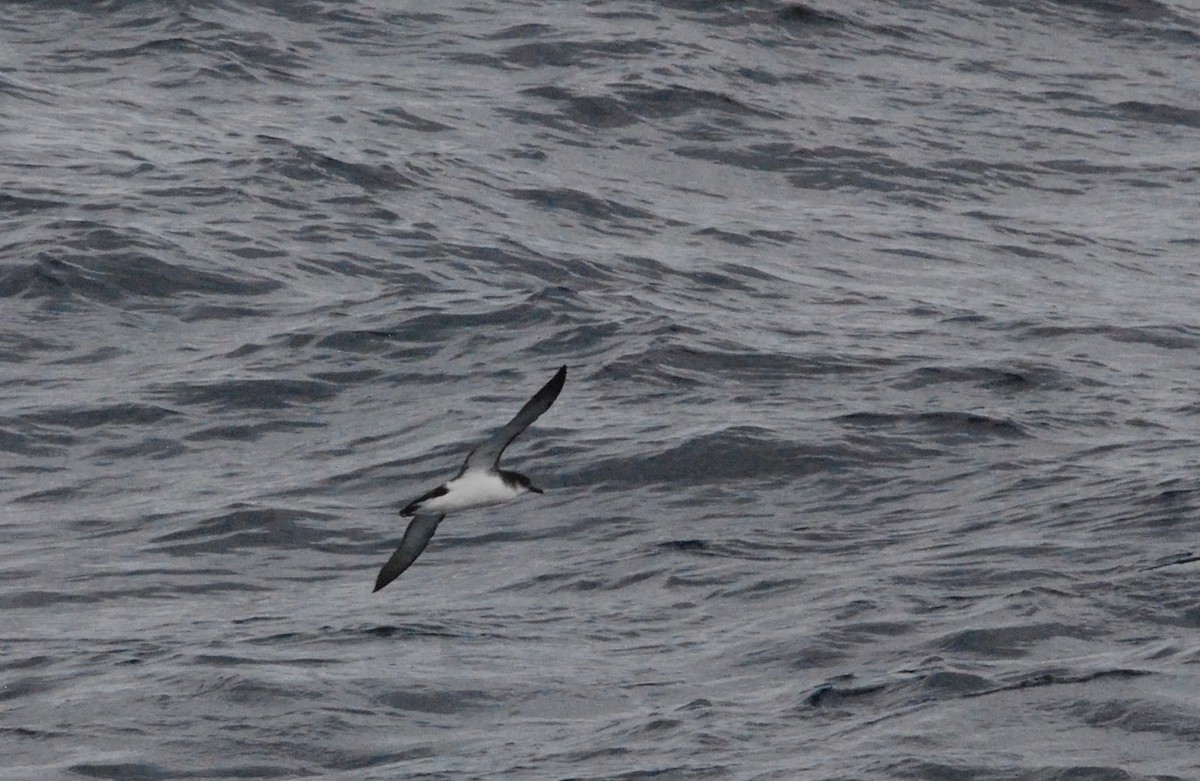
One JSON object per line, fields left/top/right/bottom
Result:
{"left": 891, "top": 363, "right": 1082, "bottom": 393}
{"left": 204, "top": 671, "right": 321, "bottom": 710}
{"left": 770, "top": 4, "right": 852, "bottom": 28}
{"left": 0, "top": 331, "right": 66, "bottom": 362}
{"left": 0, "top": 588, "right": 105, "bottom": 609}
{"left": 656, "top": 532, "right": 818, "bottom": 564}
{"left": 549, "top": 746, "right": 635, "bottom": 768}
{"left": 692, "top": 264, "right": 775, "bottom": 293}
{"left": 1099, "top": 575, "right": 1200, "bottom": 630}
{"left": 837, "top": 410, "right": 1027, "bottom": 441}
{"left": 616, "top": 83, "right": 781, "bottom": 121}
{"left": 369, "top": 301, "right": 560, "bottom": 349}
{"left": 255, "top": 135, "right": 417, "bottom": 191}
{"left": 357, "top": 621, "right": 486, "bottom": 640}
{"left": 87, "top": 35, "right": 201, "bottom": 60}
{"left": 509, "top": 187, "right": 659, "bottom": 223}
{"left": 315, "top": 329, "right": 410, "bottom": 354}
{"left": 0, "top": 193, "right": 68, "bottom": 215}
{"left": 372, "top": 687, "right": 495, "bottom": 715}
{"left": 1038, "top": 0, "right": 1172, "bottom": 20}
{"left": 1117, "top": 481, "right": 1200, "bottom": 532}
{"left": 615, "top": 716, "right": 683, "bottom": 739}
{"left": 544, "top": 319, "right": 628, "bottom": 358}
{"left": 808, "top": 667, "right": 1152, "bottom": 717}
{"left": 485, "top": 22, "right": 556, "bottom": 40}
{"left": 310, "top": 369, "right": 381, "bottom": 384}
{"left": 0, "top": 426, "right": 73, "bottom": 456}
{"left": 69, "top": 763, "right": 172, "bottom": 781}
{"left": 1021, "top": 323, "right": 1200, "bottom": 350}
{"left": 608, "top": 344, "right": 889, "bottom": 384}
{"left": 931, "top": 156, "right": 1047, "bottom": 189}
{"left": 1021, "top": 766, "right": 1148, "bottom": 781}
{"left": 572, "top": 429, "right": 875, "bottom": 487}
{"left": 1033, "top": 158, "right": 1143, "bottom": 179}
{"left": 0, "top": 70, "right": 58, "bottom": 104}
{"left": 518, "top": 87, "right": 640, "bottom": 129}
{"left": 150, "top": 507, "right": 340, "bottom": 555}
{"left": 71, "top": 757, "right": 298, "bottom": 780}
{"left": 442, "top": 244, "right": 585, "bottom": 284}
{"left": 1145, "top": 552, "right": 1200, "bottom": 571}
{"left": 821, "top": 620, "right": 921, "bottom": 655}
{"left": 804, "top": 669, "right": 992, "bottom": 712}
{"left": 547, "top": 568, "right": 663, "bottom": 594}
{"left": 961, "top": 668, "right": 1152, "bottom": 700}
{"left": 158, "top": 377, "right": 340, "bottom": 411}
{"left": 142, "top": 182, "right": 243, "bottom": 205}
{"left": 183, "top": 419, "right": 324, "bottom": 442}
{"left": 806, "top": 679, "right": 891, "bottom": 708}
{"left": 662, "top": 570, "right": 741, "bottom": 592}
{"left": 657, "top": 539, "right": 711, "bottom": 553}
{"left": 23, "top": 402, "right": 178, "bottom": 430}
{"left": 0, "top": 674, "right": 61, "bottom": 704}
{"left": 116, "top": 566, "right": 241, "bottom": 581}
{"left": 1072, "top": 697, "right": 1200, "bottom": 738}
{"left": 904, "top": 562, "right": 1081, "bottom": 592}
{"left": 939, "top": 623, "right": 1096, "bottom": 658}
{"left": 370, "top": 106, "right": 454, "bottom": 133}
{"left": 5, "top": 577, "right": 263, "bottom": 607}
{"left": 49, "top": 345, "right": 130, "bottom": 365}
{"left": 609, "top": 253, "right": 787, "bottom": 296}
{"left": 13, "top": 481, "right": 86, "bottom": 503}
{"left": 674, "top": 144, "right": 982, "bottom": 196}
{"left": 0, "top": 654, "right": 57, "bottom": 674}
{"left": 674, "top": 142, "right": 813, "bottom": 173}
{"left": 1110, "top": 100, "right": 1200, "bottom": 128}
{"left": 500, "top": 569, "right": 579, "bottom": 592}
{"left": 883, "top": 758, "right": 1010, "bottom": 781}
{"left": 501, "top": 38, "right": 660, "bottom": 69}
{"left": 0, "top": 250, "right": 281, "bottom": 303}
{"left": 987, "top": 242, "right": 1069, "bottom": 262}
{"left": 1, "top": 725, "right": 64, "bottom": 741}
{"left": 718, "top": 575, "right": 815, "bottom": 601}
{"left": 693, "top": 226, "right": 757, "bottom": 247}
{"left": 917, "top": 670, "right": 994, "bottom": 698}
{"left": 92, "top": 436, "right": 187, "bottom": 460}
{"left": 179, "top": 304, "right": 270, "bottom": 321}
{"left": 192, "top": 653, "right": 333, "bottom": 669}
{"left": 560, "top": 765, "right": 727, "bottom": 781}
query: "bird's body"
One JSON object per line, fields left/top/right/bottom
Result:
{"left": 373, "top": 365, "right": 567, "bottom": 592}
{"left": 402, "top": 469, "right": 535, "bottom": 516}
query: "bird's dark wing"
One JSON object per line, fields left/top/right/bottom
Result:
{"left": 460, "top": 365, "right": 566, "bottom": 473}
{"left": 373, "top": 513, "right": 445, "bottom": 592}
{"left": 400, "top": 484, "right": 448, "bottom": 517}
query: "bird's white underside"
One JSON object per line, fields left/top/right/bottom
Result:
{"left": 417, "top": 470, "right": 525, "bottom": 514}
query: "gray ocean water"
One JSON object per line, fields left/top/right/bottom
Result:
{"left": 3, "top": 1, "right": 1200, "bottom": 779}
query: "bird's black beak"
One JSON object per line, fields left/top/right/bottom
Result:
{"left": 530, "top": 485, "right": 544, "bottom": 494}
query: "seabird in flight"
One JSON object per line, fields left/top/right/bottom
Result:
{"left": 373, "top": 365, "right": 567, "bottom": 592}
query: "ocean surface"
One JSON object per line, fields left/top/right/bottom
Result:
{"left": 3, "top": 1, "right": 1200, "bottom": 779}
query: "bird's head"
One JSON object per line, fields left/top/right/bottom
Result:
{"left": 507, "top": 472, "right": 543, "bottom": 495}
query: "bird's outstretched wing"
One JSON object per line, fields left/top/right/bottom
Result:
{"left": 460, "top": 365, "right": 566, "bottom": 472}
{"left": 373, "top": 513, "right": 445, "bottom": 592}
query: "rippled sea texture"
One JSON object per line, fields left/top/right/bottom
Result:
{"left": 4, "top": 1, "right": 1200, "bottom": 779}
